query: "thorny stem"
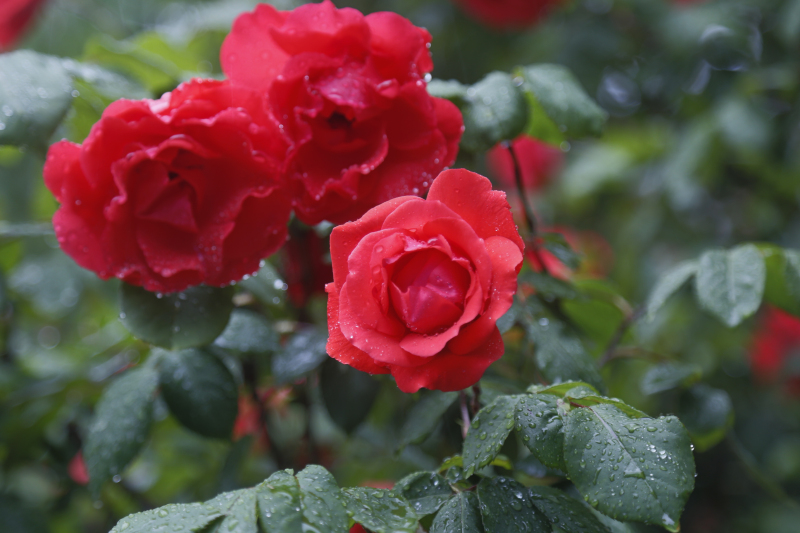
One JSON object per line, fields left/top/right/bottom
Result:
{"left": 459, "top": 391, "right": 471, "bottom": 439}
{"left": 503, "top": 140, "right": 551, "bottom": 277}
{"left": 599, "top": 305, "right": 646, "bottom": 367}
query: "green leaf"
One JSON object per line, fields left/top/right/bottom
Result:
{"left": 342, "top": 488, "right": 418, "bottom": 533}
{"left": 427, "top": 79, "right": 469, "bottom": 101}
{"left": 517, "top": 64, "right": 608, "bottom": 142}
{"left": 695, "top": 244, "right": 766, "bottom": 327}
{"left": 528, "top": 486, "right": 611, "bottom": 533}
{"left": 255, "top": 470, "right": 303, "bottom": 533}
{"left": 679, "top": 385, "right": 734, "bottom": 452}
{"left": 213, "top": 309, "right": 279, "bottom": 354}
{"left": 476, "top": 477, "right": 549, "bottom": 533}
{"left": 759, "top": 244, "right": 800, "bottom": 317}
{"left": 272, "top": 327, "right": 329, "bottom": 384}
{"left": 84, "top": 366, "right": 158, "bottom": 494}
{"left": 204, "top": 488, "right": 258, "bottom": 533}
{"left": 320, "top": 358, "right": 381, "bottom": 433}
{"left": 60, "top": 59, "right": 148, "bottom": 100}
{"left": 563, "top": 404, "right": 695, "bottom": 531}
{"left": 463, "top": 395, "right": 519, "bottom": 476}
{"left": 119, "top": 283, "right": 235, "bottom": 350}
{"left": 394, "top": 472, "right": 453, "bottom": 517}
{"left": 109, "top": 503, "right": 223, "bottom": 533}
{"left": 565, "top": 393, "right": 649, "bottom": 419}
{"left": 156, "top": 348, "right": 239, "bottom": 439}
{"left": 514, "top": 394, "right": 566, "bottom": 471}
{"left": 496, "top": 298, "right": 521, "bottom": 334}
{"left": 297, "top": 465, "right": 350, "bottom": 533}
{"left": 518, "top": 272, "right": 578, "bottom": 301}
{"left": 0, "top": 51, "right": 74, "bottom": 147}
{"left": 539, "top": 232, "right": 581, "bottom": 270}
{"left": 640, "top": 362, "right": 703, "bottom": 395}
{"left": 430, "top": 492, "right": 484, "bottom": 533}
{"left": 525, "top": 312, "right": 605, "bottom": 392}
{"left": 527, "top": 381, "right": 598, "bottom": 397}
{"left": 460, "top": 71, "right": 529, "bottom": 152}
{"left": 399, "top": 391, "right": 458, "bottom": 449}
{"left": 238, "top": 261, "right": 288, "bottom": 309}
{"left": 646, "top": 261, "right": 698, "bottom": 321}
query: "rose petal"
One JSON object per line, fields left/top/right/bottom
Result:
{"left": 326, "top": 285, "right": 389, "bottom": 376}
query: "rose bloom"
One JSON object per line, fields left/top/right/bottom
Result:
{"left": 750, "top": 306, "right": 800, "bottom": 395}
{"left": 221, "top": 0, "right": 463, "bottom": 225}
{"left": 0, "top": 0, "right": 47, "bottom": 50}
{"left": 486, "top": 135, "right": 562, "bottom": 192}
{"left": 451, "top": 0, "right": 562, "bottom": 30}
{"left": 326, "top": 169, "right": 524, "bottom": 393}
{"left": 44, "top": 79, "right": 291, "bottom": 293}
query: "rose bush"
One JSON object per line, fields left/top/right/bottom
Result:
{"left": 451, "top": 0, "right": 562, "bottom": 30}
{"left": 44, "top": 79, "right": 291, "bottom": 293}
{"left": 221, "top": 0, "right": 463, "bottom": 225}
{"left": 325, "top": 168, "right": 524, "bottom": 393}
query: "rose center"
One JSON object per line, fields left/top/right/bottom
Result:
{"left": 388, "top": 249, "right": 471, "bottom": 335}
{"left": 327, "top": 111, "right": 353, "bottom": 130}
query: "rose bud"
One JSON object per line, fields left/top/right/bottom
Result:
{"left": 44, "top": 79, "right": 291, "bottom": 293}
{"left": 326, "top": 169, "right": 524, "bottom": 393}
{"left": 451, "top": 0, "right": 562, "bottom": 30}
{"left": 221, "top": 0, "right": 463, "bottom": 225}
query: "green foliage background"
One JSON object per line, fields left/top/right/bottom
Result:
{"left": 2, "top": 0, "right": 800, "bottom": 532}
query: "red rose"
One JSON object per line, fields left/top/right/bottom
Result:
{"left": 750, "top": 306, "right": 800, "bottom": 394}
{"left": 486, "top": 135, "right": 562, "bottom": 192}
{"left": 44, "top": 79, "right": 291, "bottom": 293}
{"left": 221, "top": 0, "right": 463, "bottom": 225}
{"left": 451, "top": 0, "right": 562, "bottom": 30}
{"left": 326, "top": 169, "right": 524, "bottom": 393}
{"left": 68, "top": 452, "right": 89, "bottom": 486}
{"left": 0, "top": 0, "right": 47, "bottom": 50}
{"left": 350, "top": 525, "right": 367, "bottom": 533}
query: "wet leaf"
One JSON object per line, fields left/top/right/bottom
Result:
{"left": 460, "top": 71, "right": 528, "bottom": 152}
{"left": 394, "top": 471, "right": 453, "bottom": 517}
{"left": 297, "top": 465, "right": 349, "bottom": 532}
{"left": 641, "top": 362, "right": 703, "bottom": 395}
{"left": 342, "top": 487, "right": 418, "bottom": 533}
{"left": 476, "top": 477, "right": 549, "bottom": 533}
{"left": 514, "top": 394, "right": 566, "bottom": 471}
{"left": 463, "top": 395, "right": 519, "bottom": 476}
{"left": 430, "top": 492, "right": 484, "bottom": 533}
{"left": 695, "top": 244, "right": 765, "bottom": 327}
{"left": 204, "top": 489, "right": 258, "bottom": 533}
{"left": 399, "top": 391, "right": 458, "bottom": 449}
{"left": 528, "top": 486, "right": 611, "bottom": 533}
{"left": 213, "top": 309, "right": 278, "bottom": 354}
{"left": 255, "top": 470, "right": 303, "bottom": 533}
{"left": 108, "top": 503, "right": 222, "bottom": 533}
{"left": 272, "top": 327, "right": 328, "bottom": 384}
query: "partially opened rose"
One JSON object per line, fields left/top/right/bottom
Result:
{"left": 44, "top": 79, "right": 291, "bottom": 293}
{"left": 326, "top": 169, "right": 524, "bottom": 393}
{"left": 451, "top": 0, "right": 562, "bottom": 30}
{"left": 221, "top": 0, "right": 463, "bottom": 225}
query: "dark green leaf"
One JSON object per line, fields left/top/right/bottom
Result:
{"left": 204, "top": 489, "right": 258, "bottom": 533}
{"left": 563, "top": 404, "right": 695, "bottom": 531}
{"left": 527, "top": 381, "right": 599, "bottom": 397}
{"left": 255, "top": 470, "right": 303, "bottom": 533}
{"left": 519, "top": 272, "right": 578, "bottom": 301}
{"left": 297, "top": 465, "right": 350, "bottom": 533}
{"left": 460, "top": 71, "right": 528, "bottom": 152}
{"left": 514, "top": 394, "right": 566, "bottom": 471}
{"left": 679, "top": 385, "right": 734, "bottom": 452}
{"left": 84, "top": 366, "right": 158, "bottom": 494}
{"left": 0, "top": 51, "right": 73, "bottom": 147}
{"left": 640, "top": 363, "right": 703, "bottom": 395}
{"left": 157, "top": 348, "right": 238, "bottom": 439}
{"left": 430, "top": 492, "right": 484, "bottom": 533}
{"left": 320, "top": 358, "right": 381, "bottom": 433}
{"left": 214, "top": 309, "right": 279, "bottom": 354}
{"left": 695, "top": 244, "right": 766, "bottom": 327}
{"left": 528, "top": 486, "right": 611, "bottom": 533}
{"left": 272, "top": 327, "right": 328, "bottom": 384}
{"left": 109, "top": 503, "right": 223, "bottom": 533}
{"left": 119, "top": 283, "right": 235, "bottom": 350}
{"left": 399, "top": 391, "right": 458, "bottom": 449}
{"left": 463, "top": 395, "right": 519, "bottom": 476}
{"left": 342, "top": 487, "right": 418, "bottom": 533}
{"left": 517, "top": 64, "right": 607, "bottom": 143}
{"left": 394, "top": 472, "right": 453, "bottom": 517}
{"left": 476, "top": 477, "right": 549, "bottom": 533}
{"left": 759, "top": 245, "right": 800, "bottom": 317}
{"left": 238, "top": 261, "right": 288, "bottom": 309}
{"left": 525, "top": 313, "right": 605, "bottom": 392}
{"left": 646, "top": 260, "right": 698, "bottom": 321}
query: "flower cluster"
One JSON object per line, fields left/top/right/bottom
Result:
{"left": 44, "top": 0, "right": 462, "bottom": 294}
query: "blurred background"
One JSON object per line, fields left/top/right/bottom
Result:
{"left": 2, "top": 0, "right": 800, "bottom": 532}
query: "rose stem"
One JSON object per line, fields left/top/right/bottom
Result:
{"left": 470, "top": 385, "right": 481, "bottom": 415}
{"left": 459, "top": 391, "right": 471, "bottom": 439}
{"left": 243, "top": 355, "right": 289, "bottom": 469}
{"left": 598, "top": 305, "right": 645, "bottom": 367}
{"left": 502, "top": 140, "right": 551, "bottom": 276}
